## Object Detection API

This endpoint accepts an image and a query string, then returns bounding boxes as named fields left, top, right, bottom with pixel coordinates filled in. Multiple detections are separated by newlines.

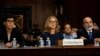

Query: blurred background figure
left=42, top=16, right=63, bottom=46
left=71, top=27, right=78, bottom=38
left=63, top=24, right=77, bottom=39
left=93, top=23, right=99, bottom=30
left=24, top=23, right=41, bottom=46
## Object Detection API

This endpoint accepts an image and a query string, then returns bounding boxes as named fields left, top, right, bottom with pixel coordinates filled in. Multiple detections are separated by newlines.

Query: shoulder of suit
left=93, top=29, right=100, bottom=32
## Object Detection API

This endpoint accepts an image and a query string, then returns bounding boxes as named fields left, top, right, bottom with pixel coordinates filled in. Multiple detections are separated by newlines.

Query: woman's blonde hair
left=44, top=16, right=60, bottom=33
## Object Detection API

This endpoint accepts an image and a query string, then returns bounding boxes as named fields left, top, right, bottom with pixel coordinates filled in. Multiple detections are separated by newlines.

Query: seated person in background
left=77, top=17, right=100, bottom=45
left=63, top=24, right=77, bottom=39
left=72, top=27, right=78, bottom=33
left=0, top=15, right=23, bottom=48
left=42, top=16, right=63, bottom=46
left=93, top=22, right=99, bottom=30
left=71, top=27, right=78, bottom=38
left=25, top=23, right=41, bottom=46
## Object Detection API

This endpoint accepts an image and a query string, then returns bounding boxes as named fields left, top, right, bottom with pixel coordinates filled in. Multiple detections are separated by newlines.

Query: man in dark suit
left=77, top=17, right=100, bottom=45
left=0, top=15, right=23, bottom=48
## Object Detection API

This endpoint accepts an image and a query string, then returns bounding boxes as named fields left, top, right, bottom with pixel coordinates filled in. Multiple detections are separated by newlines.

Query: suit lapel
left=83, top=28, right=89, bottom=39
left=92, top=29, right=95, bottom=39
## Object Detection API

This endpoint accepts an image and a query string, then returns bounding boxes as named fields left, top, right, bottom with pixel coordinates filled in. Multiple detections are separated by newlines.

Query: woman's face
left=5, top=18, right=15, bottom=29
left=48, top=18, right=57, bottom=29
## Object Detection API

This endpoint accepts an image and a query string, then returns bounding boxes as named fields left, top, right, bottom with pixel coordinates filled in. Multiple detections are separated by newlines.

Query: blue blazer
left=42, top=32, right=63, bottom=46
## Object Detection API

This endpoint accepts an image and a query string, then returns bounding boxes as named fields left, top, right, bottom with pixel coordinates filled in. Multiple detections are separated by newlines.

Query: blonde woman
left=42, top=16, right=63, bottom=46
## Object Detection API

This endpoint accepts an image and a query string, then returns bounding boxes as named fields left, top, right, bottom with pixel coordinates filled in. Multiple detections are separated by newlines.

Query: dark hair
left=3, top=15, right=15, bottom=22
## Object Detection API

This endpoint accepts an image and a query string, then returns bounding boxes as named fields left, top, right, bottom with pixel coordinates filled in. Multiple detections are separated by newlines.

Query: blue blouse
left=42, top=32, right=63, bottom=46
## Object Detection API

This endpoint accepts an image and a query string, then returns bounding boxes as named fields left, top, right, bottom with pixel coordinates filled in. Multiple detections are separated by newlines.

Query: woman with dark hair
left=0, top=15, right=23, bottom=48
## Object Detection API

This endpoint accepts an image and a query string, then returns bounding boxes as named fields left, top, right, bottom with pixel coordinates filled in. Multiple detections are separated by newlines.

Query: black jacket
left=77, top=28, right=100, bottom=44
left=0, top=27, right=23, bottom=46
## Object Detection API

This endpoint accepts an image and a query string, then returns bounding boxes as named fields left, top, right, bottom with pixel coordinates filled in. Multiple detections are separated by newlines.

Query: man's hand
left=94, top=38, right=100, bottom=42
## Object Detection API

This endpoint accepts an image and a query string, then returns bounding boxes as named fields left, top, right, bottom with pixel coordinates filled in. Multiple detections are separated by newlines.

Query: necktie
left=88, top=32, right=92, bottom=39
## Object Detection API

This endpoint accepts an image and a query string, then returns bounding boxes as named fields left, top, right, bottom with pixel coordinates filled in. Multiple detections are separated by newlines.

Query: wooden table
left=0, top=45, right=100, bottom=56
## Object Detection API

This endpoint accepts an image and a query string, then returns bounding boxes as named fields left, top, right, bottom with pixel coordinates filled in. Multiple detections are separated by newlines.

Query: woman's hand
left=5, top=42, right=12, bottom=48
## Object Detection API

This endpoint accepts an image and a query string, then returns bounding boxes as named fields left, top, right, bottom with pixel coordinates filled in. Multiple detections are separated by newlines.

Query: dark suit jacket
left=0, top=27, right=23, bottom=46
left=77, top=28, right=100, bottom=44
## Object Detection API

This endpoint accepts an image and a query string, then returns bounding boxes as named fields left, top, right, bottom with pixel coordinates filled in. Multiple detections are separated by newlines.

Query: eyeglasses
left=49, top=21, right=57, bottom=23
left=6, top=20, right=14, bottom=22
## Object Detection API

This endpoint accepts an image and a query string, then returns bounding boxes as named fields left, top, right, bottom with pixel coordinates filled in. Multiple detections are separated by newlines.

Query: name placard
left=62, top=39, right=84, bottom=46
